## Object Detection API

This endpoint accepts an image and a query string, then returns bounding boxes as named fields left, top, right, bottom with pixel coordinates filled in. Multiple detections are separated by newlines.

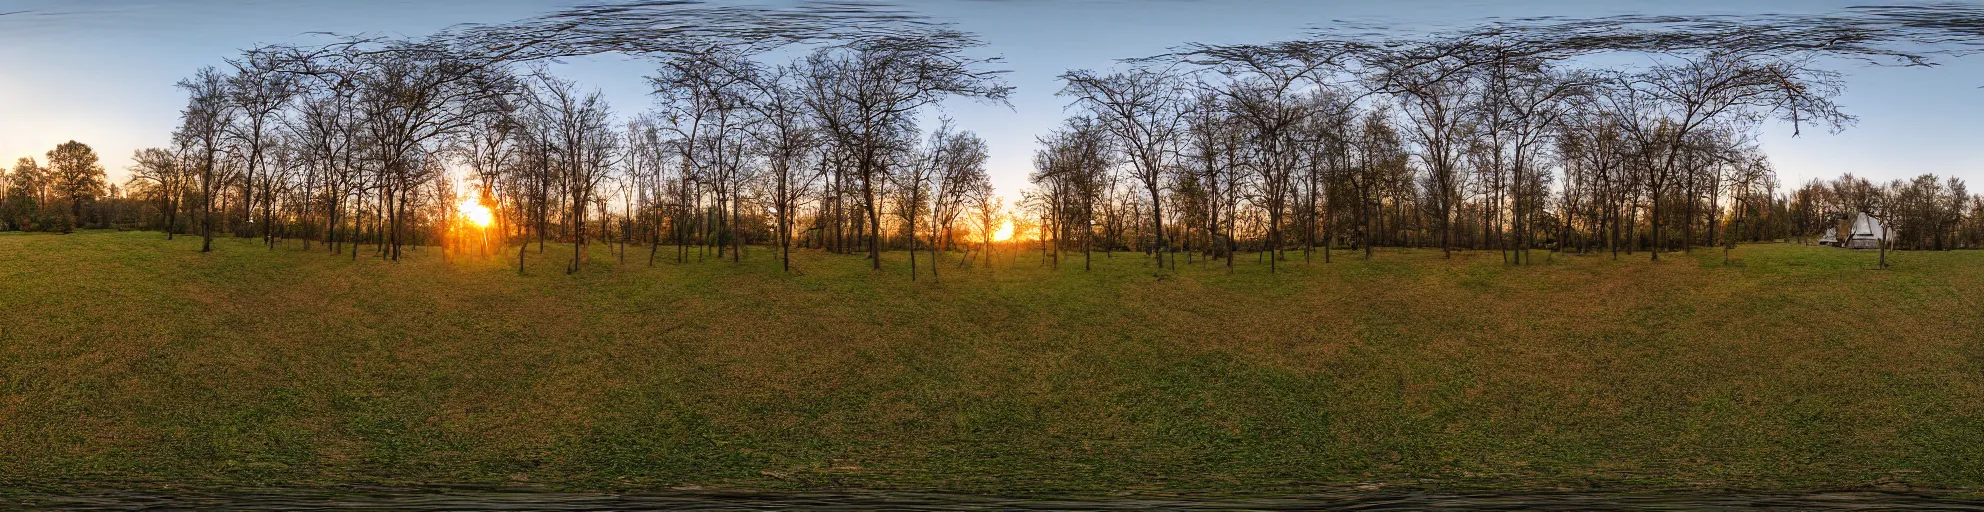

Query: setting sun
left=991, top=219, right=1014, bottom=242
left=459, top=196, right=493, bottom=229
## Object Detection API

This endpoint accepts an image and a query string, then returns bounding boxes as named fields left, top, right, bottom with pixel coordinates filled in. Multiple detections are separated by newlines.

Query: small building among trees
left=1846, top=212, right=1888, bottom=250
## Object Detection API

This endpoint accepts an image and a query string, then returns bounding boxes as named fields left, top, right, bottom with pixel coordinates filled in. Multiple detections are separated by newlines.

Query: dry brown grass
left=1, top=230, right=1981, bottom=495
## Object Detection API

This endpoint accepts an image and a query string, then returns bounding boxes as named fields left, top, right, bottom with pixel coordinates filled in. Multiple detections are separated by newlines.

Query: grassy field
left=3, top=230, right=1982, bottom=495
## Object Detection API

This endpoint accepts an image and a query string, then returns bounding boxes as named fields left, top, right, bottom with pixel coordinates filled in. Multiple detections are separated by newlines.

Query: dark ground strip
left=18, top=489, right=1984, bottom=511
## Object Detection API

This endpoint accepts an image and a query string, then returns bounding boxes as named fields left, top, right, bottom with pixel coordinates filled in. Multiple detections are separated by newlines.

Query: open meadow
left=3, top=230, right=1982, bottom=496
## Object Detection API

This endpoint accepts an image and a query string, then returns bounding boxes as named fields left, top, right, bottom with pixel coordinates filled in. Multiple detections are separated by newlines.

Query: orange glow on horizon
left=991, top=219, right=1015, bottom=242
left=459, top=195, right=494, bottom=229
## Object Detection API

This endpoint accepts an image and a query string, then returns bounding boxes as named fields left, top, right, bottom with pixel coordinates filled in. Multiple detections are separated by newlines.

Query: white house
left=1846, top=212, right=1888, bottom=250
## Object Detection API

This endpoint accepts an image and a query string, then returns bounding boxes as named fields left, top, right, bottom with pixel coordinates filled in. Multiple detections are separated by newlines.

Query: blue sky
left=2, top=0, right=1979, bottom=199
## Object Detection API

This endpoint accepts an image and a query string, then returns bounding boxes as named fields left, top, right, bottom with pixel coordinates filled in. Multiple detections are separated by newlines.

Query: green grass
left=3, top=230, right=1982, bottom=495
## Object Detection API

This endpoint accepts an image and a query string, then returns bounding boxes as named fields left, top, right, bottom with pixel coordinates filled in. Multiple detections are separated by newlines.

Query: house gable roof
left=1849, top=212, right=1886, bottom=240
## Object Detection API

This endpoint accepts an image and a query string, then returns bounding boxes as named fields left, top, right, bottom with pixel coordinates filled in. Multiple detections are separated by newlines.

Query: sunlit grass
left=2, top=230, right=1981, bottom=495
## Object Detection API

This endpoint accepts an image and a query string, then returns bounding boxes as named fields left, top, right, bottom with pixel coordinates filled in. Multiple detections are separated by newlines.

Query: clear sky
left=2, top=0, right=1980, bottom=200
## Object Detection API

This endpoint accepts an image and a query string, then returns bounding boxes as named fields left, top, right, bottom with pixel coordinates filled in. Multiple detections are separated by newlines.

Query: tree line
left=3, top=141, right=111, bottom=233
left=1018, top=16, right=1984, bottom=276
left=111, top=39, right=1011, bottom=278
left=10, top=2, right=1022, bottom=280
left=11, top=2, right=1984, bottom=276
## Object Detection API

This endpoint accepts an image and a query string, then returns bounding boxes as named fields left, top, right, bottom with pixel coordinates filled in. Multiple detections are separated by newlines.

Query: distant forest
left=7, top=2, right=1984, bottom=276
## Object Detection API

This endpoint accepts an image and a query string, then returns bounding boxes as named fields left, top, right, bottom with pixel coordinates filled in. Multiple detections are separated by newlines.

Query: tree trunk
left=201, top=152, right=216, bottom=253
left=1150, top=187, right=1165, bottom=275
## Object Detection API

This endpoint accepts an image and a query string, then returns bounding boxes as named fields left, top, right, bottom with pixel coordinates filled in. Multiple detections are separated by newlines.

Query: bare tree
left=1606, top=50, right=1848, bottom=260
left=1059, top=67, right=1185, bottom=275
left=127, top=147, right=189, bottom=238
left=1359, top=41, right=1482, bottom=259
left=522, top=72, right=618, bottom=274
left=737, top=65, right=819, bottom=272
left=1193, top=42, right=1351, bottom=270
left=893, top=127, right=939, bottom=280
left=1182, top=89, right=1242, bottom=268
left=652, top=50, right=756, bottom=263
left=799, top=36, right=1009, bottom=272
left=1477, top=58, right=1586, bottom=264
left=928, top=123, right=989, bottom=280
left=175, top=67, right=233, bottom=253
left=226, top=49, right=303, bottom=247
left=1032, top=117, right=1107, bottom=271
